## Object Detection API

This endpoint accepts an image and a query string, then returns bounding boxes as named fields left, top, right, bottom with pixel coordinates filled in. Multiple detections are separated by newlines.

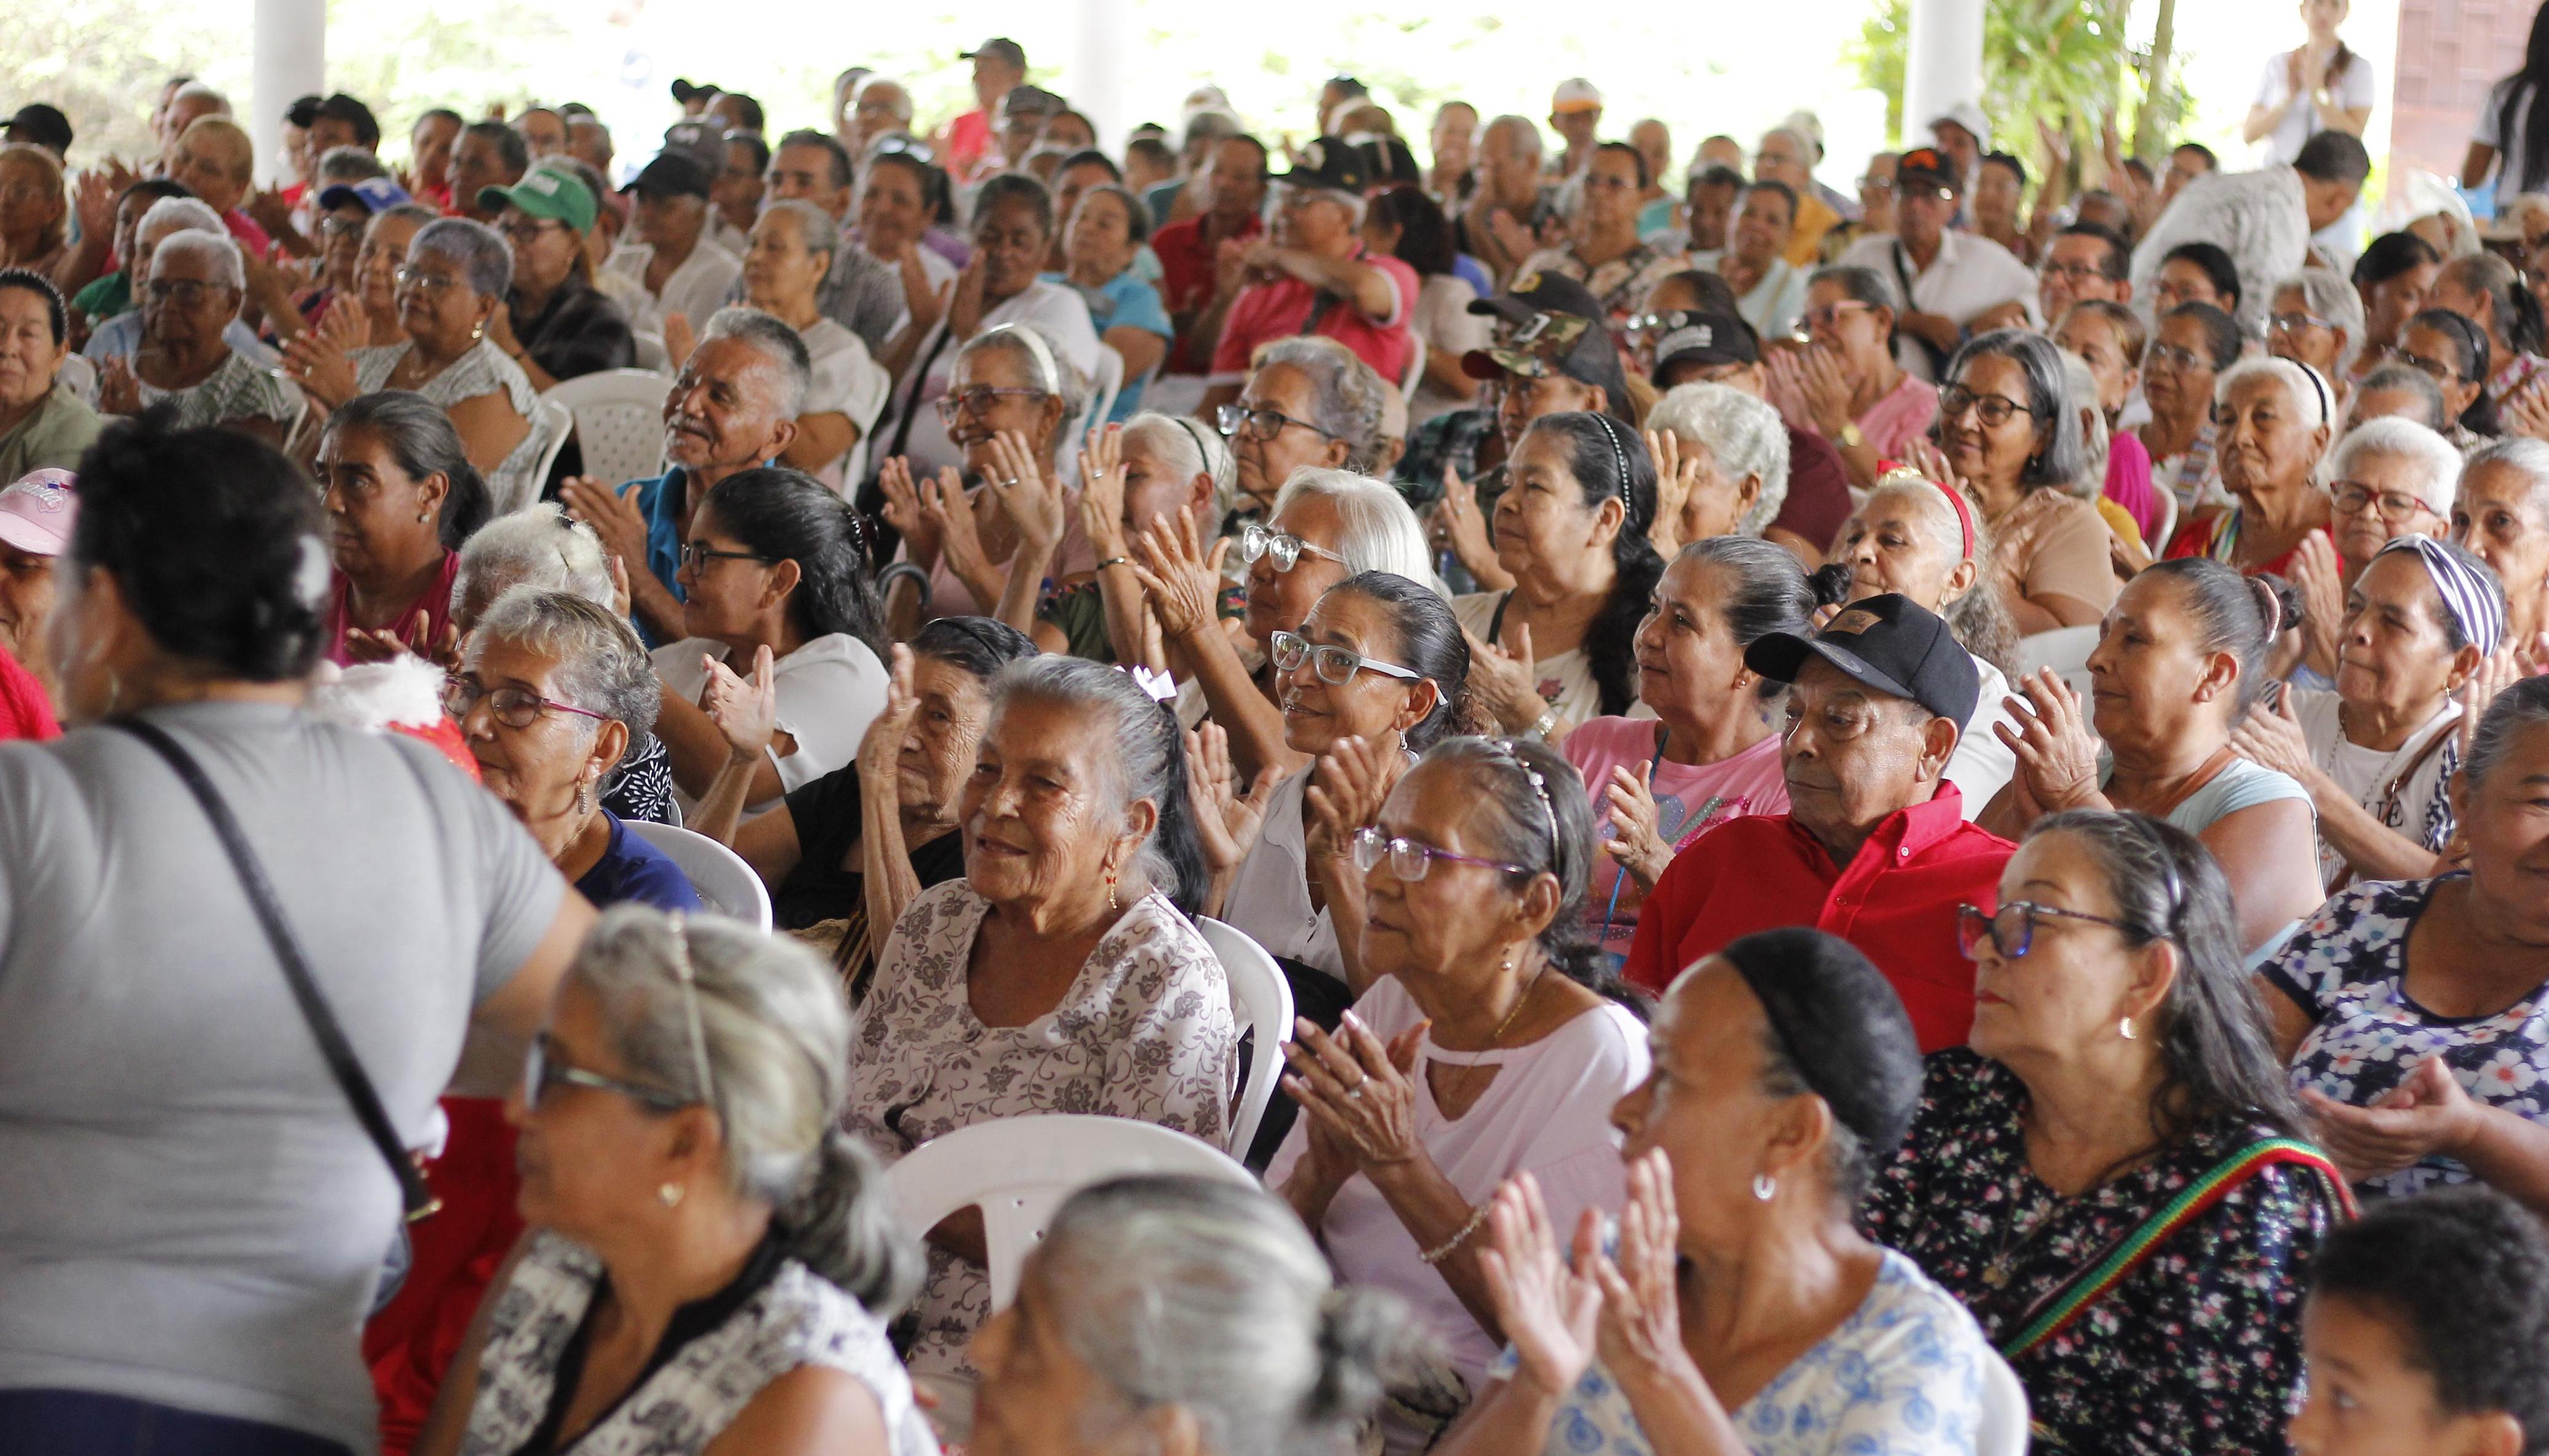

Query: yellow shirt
left=1784, top=191, right=1841, bottom=269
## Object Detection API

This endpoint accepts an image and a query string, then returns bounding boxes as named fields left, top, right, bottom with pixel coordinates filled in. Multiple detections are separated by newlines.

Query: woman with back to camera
left=0, top=408, right=590, bottom=1455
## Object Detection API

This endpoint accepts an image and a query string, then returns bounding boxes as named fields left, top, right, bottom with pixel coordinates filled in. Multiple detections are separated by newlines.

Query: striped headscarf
left=2374, top=535, right=2505, bottom=656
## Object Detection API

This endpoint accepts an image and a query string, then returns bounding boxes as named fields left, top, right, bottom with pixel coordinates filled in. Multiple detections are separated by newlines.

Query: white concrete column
left=1071, top=0, right=1132, bottom=153
left=1901, top=0, right=1985, bottom=149
left=251, top=0, right=326, bottom=185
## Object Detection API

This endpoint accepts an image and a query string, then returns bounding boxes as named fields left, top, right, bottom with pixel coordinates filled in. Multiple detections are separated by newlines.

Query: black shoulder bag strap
left=113, top=717, right=437, bottom=1222
left=1890, top=241, right=1953, bottom=380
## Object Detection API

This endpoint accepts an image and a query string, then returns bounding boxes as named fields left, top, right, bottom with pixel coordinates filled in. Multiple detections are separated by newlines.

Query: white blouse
left=651, top=633, right=888, bottom=816
left=1219, top=770, right=1344, bottom=982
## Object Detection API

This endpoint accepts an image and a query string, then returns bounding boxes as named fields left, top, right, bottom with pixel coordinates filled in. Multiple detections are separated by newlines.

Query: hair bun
left=1302, top=1287, right=1424, bottom=1428
left=1806, top=560, right=1855, bottom=610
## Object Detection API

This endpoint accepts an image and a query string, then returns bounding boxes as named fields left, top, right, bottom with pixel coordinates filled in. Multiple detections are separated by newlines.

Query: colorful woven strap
left=1999, top=1137, right=2355, bottom=1361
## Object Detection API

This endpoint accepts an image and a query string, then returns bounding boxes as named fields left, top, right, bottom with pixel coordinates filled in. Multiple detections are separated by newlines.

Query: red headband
left=1931, top=477, right=1975, bottom=560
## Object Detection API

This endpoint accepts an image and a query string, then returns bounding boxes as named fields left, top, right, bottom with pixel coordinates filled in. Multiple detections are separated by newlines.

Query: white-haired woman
left=2453, top=436, right=2549, bottom=654
left=2268, top=269, right=2367, bottom=420
left=2166, top=356, right=2338, bottom=579
left=1641, top=382, right=1791, bottom=559
left=1130, top=466, right=1437, bottom=781
left=1034, top=412, right=1231, bottom=662
left=970, top=1176, right=1415, bottom=1456
left=417, top=909, right=936, bottom=1456
left=746, top=199, right=888, bottom=488
left=2285, top=416, right=2463, bottom=683
left=285, top=218, right=542, bottom=508
left=2233, top=534, right=2502, bottom=891
left=94, top=230, right=298, bottom=441
left=849, top=656, right=1235, bottom=1408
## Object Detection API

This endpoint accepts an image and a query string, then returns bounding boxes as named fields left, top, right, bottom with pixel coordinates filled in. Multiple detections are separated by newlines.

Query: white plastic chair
left=497, top=399, right=575, bottom=517
left=886, top=1114, right=1258, bottom=1310
left=624, top=819, right=773, bottom=931
left=1397, top=336, right=1427, bottom=402
left=58, top=353, right=98, bottom=407
left=1195, top=917, right=1294, bottom=1157
left=2148, top=486, right=2179, bottom=558
left=1976, top=1350, right=2031, bottom=1456
left=631, top=330, right=671, bottom=373
left=542, top=369, right=669, bottom=490
left=2012, top=625, right=2101, bottom=702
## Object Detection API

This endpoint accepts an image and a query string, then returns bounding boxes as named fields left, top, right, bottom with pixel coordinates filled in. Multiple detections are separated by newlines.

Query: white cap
left=1552, top=78, right=1603, bottom=114
left=1929, top=101, right=1990, bottom=146
left=1181, top=84, right=1231, bottom=117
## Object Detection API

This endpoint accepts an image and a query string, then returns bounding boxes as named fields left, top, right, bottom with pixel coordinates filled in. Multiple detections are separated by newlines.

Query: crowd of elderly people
left=12, top=38, right=2549, bottom=1456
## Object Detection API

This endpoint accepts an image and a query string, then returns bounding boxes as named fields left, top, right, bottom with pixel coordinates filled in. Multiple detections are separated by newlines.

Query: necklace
left=1432, top=955, right=1548, bottom=1102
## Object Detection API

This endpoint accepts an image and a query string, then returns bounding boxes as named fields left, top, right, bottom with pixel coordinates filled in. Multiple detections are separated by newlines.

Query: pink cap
left=0, top=469, right=76, bottom=557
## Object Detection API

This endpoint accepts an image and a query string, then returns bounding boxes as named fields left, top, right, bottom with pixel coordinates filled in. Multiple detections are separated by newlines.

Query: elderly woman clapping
left=848, top=656, right=1235, bottom=1397
left=1984, top=559, right=2325, bottom=960
left=970, top=1176, right=1415, bottom=1456
left=449, top=587, right=700, bottom=912
left=2262, top=678, right=2549, bottom=1219
left=94, top=230, right=299, bottom=440
left=1865, top=811, right=2350, bottom=1453
left=2233, top=535, right=2501, bottom=892
left=1035, top=412, right=1231, bottom=662
left=287, top=218, right=545, bottom=511
left=2166, top=357, right=2338, bottom=577
left=745, top=200, right=887, bottom=484
left=416, top=909, right=938, bottom=1456
left=1439, top=929, right=1997, bottom=1456
left=1768, top=266, right=1937, bottom=492
left=2282, top=416, right=2463, bottom=683
left=1640, top=383, right=1789, bottom=559
left=1270, top=736, right=1649, bottom=1446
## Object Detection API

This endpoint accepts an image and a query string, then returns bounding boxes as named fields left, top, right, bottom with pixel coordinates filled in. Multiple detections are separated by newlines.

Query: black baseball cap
left=622, top=150, right=712, bottom=199
left=1650, top=309, right=1760, bottom=384
left=669, top=79, right=720, bottom=105
left=1279, top=135, right=1371, bottom=196
left=1469, top=268, right=1605, bottom=325
left=1896, top=146, right=1960, bottom=192
left=3, top=104, right=71, bottom=156
left=1355, top=135, right=1421, bottom=188
left=1744, top=592, right=1980, bottom=726
left=962, top=37, right=1027, bottom=69
left=287, top=92, right=380, bottom=148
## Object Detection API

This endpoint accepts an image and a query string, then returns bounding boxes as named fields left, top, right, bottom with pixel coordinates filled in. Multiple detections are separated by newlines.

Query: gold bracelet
left=1419, top=1201, right=1493, bottom=1265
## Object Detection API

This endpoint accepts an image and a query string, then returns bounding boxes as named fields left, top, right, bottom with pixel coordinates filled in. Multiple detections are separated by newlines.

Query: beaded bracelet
left=1419, top=1201, right=1493, bottom=1265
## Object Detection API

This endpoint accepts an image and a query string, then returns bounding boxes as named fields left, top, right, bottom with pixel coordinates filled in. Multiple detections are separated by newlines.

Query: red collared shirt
left=1209, top=245, right=1418, bottom=388
left=1622, top=784, right=2012, bottom=1052
left=1153, top=212, right=1264, bottom=373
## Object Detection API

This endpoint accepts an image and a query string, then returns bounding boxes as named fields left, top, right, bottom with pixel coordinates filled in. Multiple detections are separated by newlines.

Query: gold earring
left=471, top=322, right=485, bottom=341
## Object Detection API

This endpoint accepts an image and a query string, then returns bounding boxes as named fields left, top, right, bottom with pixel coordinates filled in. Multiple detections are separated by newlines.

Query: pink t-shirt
left=1564, top=715, right=1790, bottom=958
left=2103, top=429, right=2163, bottom=546
left=1208, top=246, right=1419, bottom=388
left=1858, top=371, right=1941, bottom=461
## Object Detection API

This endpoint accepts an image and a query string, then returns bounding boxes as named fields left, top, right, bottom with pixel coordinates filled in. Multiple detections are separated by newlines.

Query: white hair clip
left=1125, top=664, right=1178, bottom=703
left=293, top=535, right=333, bottom=611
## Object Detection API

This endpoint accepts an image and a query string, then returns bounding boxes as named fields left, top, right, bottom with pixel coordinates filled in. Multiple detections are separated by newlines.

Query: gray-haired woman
left=1766, top=266, right=1937, bottom=491
left=744, top=200, right=888, bottom=487
left=97, top=229, right=300, bottom=441
left=1641, top=381, right=1792, bottom=557
left=449, top=586, right=699, bottom=912
left=848, top=654, right=1235, bottom=1404
left=968, top=1176, right=1416, bottom=1456
left=1907, top=328, right=2110, bottom=633
left=286, top=217, right=544, bottom=511
left=416, top=909, right=936, bottom=1456
left=1035, top=410, right=1232, bottom=662
left=1221, top=335, right=1384, bottom=516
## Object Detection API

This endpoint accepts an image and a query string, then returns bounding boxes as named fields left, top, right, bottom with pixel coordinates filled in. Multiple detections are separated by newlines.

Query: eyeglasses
left=2388, top=347, right=2462, bottom=383
left=1801, top=302, right=1873, bottom=332
left=1216, top=402, right=1339, bottom=443
left=2332, top=482, right=2435, bottom=521
left=679, top=541, right=776, bottom=571
left=443, top=674, right=611, bottom=730
left=2268, top=311, right=2334, bottom=337
left=145, top=278, right=228, bottom=306
left=1956, top=901, right=2136, bottom=961
left=1270, top=630, right=1424, bottom=686
left=2144, top=343, right=2210, bottom=372
left=495, top=220, right=566, bottom=245
left=1239, top=521, right=1348, bottom=572
left=2040, top=259, right=2112, bottom=282
left=1350, top=825, right=1528, bottom=881
left=934, top=385, right=1047, bottom=423
left=522, top=1033, right=695, bottom=1112
left=1938, top=384, right=2038, bottom=428
left=392, top=266, right=463, bottom=295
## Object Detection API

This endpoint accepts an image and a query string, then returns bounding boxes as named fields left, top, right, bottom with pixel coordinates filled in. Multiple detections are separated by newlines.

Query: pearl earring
left=1752, top=1173, right=1776, bottom=1202
left=2120, top=1016, right=2139, bottom=1041
left=658, top=1182, right=683, bottom=1207
left=577, top=777, right=594, bottom=815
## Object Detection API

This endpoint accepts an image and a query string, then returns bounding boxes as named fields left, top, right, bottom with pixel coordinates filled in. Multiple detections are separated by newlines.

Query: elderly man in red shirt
left=1625, top=593, right=2014, bottom=1051
left=1155, top=132, right=1269, bottom=378
left=1199, top=135, right=1418, bottom=417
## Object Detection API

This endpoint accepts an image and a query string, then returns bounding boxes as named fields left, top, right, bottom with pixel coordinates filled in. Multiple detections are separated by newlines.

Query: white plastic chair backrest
left=542, top=369, right=671, bottom=491
left=887, top=1115, right=1258, bottom=1309
left=1975, top=1349, right=2030, bottom=1456
left=631, top=330, right=671, bottom=374
left=58, top=352, right=98, bottom=407
left=623, top=819, right=773, bottom=931
left=2149, top=487, right=2179, bottom=559
left=1056, top=344, right=1122, bottom=486
left=1398, top=335, right=1426, bottom=402
left=2012, top=625, right=2100, bottom=702
left=508, top=399, right=575, bottom=517
left=1195, top=917, right=1294, bottom=1156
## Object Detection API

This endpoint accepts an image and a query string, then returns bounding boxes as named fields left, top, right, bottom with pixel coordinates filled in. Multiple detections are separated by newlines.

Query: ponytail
left=775, top=1131, right=922, bottom=1316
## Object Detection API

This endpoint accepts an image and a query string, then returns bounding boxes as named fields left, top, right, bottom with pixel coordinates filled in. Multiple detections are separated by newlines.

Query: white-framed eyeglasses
left=1239, top=521, right=1348, bottom=572
left=1270, top=629, right=1424, bottom=686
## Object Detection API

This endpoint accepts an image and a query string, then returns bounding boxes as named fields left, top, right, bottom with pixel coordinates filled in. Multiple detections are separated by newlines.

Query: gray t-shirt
left=0, top=701, right=567, bottom=1452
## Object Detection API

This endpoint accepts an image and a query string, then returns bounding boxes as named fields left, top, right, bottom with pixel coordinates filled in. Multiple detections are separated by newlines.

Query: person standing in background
left=2465, top=4, right=2549, bottom=202
left=939, top=37, right=1026, bottom=185
left=2247, top=1, right=2375, bottom=167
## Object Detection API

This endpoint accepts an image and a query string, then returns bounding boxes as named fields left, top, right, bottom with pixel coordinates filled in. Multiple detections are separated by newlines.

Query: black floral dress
left=1858, top=1049, right=2344, bottom=1455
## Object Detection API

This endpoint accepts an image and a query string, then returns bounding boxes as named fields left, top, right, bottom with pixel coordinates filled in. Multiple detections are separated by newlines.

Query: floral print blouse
left=2263, top=875, right=2549, bottom=1199
left=845, top=878, right=1236, bottom=1379
left=1859, top=1049, right=2342, bottom=1455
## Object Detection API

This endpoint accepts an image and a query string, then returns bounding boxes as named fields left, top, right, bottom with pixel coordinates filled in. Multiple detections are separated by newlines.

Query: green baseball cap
left=477, top=165, right=597, bottom=233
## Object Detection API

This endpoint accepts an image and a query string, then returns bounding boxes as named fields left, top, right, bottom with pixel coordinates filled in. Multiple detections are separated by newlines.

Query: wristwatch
left=1838, top=421, right=1866, bottom=450
left=1527, top=707, right=1560, bottom=741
